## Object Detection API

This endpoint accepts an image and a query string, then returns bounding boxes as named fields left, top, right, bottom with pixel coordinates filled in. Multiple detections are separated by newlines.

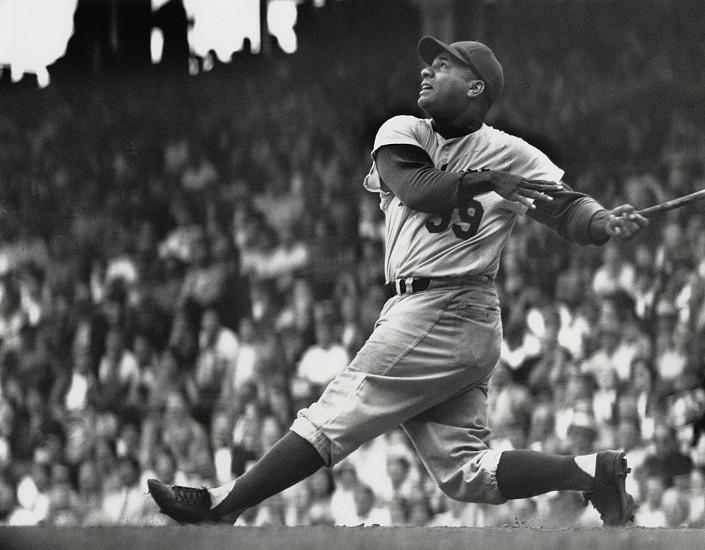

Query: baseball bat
left=637, top=188, right=705, bottom=217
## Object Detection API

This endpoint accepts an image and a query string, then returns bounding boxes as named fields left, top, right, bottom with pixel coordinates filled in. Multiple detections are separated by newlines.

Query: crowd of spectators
left=0, top=2, right=704, bottom=528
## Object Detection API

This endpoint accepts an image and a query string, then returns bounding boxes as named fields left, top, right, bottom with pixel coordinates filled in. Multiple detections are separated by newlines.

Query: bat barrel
left=637, top=188, right=705, bottom=217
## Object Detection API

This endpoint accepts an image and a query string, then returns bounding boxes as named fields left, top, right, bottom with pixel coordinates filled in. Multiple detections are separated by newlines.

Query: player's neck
left=432, top=117, right=482, bottom=139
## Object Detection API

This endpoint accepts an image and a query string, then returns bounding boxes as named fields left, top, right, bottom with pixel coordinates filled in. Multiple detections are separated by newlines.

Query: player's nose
left=421, top=66, right=433, bottom=78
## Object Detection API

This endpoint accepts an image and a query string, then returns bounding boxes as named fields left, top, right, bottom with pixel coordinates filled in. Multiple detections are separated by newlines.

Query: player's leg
left=148, top=430, right=324, bottom=523
left=496, top=448, right=634, bottom=525
left=403, top=379, right=634, bottom=525
left=149, top=286, right=469, bottom=523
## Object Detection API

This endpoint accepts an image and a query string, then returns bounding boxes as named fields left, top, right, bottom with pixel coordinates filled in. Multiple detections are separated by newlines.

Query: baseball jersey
left=364, top=115, right=565, bottom=280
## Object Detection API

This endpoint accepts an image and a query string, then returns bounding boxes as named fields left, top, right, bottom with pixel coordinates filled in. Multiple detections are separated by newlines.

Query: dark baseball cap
left=418, top=36, right=504, bottom=106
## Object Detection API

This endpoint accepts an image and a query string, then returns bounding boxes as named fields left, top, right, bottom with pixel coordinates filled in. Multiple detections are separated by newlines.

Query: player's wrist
left=588, top=210, right=612, bottom=244
left=456, top=171, right=494, bottom=205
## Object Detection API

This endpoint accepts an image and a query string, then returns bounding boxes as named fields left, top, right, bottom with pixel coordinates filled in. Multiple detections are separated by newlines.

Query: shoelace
left=172, top=485, right=211, bottom=507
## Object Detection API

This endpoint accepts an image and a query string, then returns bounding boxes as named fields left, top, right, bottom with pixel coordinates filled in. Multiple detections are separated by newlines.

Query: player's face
left=418, top=53, right=475, bottom=120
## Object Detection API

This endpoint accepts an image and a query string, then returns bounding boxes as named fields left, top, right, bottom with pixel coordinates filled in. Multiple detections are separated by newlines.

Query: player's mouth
left=419, top=82, right=433, bottom=95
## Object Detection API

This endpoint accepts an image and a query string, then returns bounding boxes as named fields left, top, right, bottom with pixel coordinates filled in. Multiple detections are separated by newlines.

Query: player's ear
left=467, top=80, right=485, bottom=100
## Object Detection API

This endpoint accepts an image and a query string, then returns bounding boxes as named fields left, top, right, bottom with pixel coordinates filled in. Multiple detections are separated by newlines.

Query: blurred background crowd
left=0, top=0, right=704, bottom=529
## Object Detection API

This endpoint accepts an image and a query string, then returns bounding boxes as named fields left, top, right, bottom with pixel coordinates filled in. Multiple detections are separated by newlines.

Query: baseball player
left=148, top=36, right=647, bottom=526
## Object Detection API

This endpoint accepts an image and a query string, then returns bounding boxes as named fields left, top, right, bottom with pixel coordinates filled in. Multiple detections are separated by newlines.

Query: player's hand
left=605, top=204, right=649, bottom=239
left=490, top=172, right=564, bottom=209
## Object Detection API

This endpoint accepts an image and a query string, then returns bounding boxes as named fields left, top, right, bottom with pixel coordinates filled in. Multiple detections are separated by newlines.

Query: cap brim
left=418, top=36, right=458, bottom=66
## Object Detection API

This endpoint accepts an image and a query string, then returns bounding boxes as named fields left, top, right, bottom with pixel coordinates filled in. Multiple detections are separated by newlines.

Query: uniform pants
left=291, top=277, right=507, bottom=504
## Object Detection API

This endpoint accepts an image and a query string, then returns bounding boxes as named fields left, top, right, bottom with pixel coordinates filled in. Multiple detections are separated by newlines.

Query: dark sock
left=211, top=431, right=325, bottom=517
left=496, top=450, right=595, bottom=500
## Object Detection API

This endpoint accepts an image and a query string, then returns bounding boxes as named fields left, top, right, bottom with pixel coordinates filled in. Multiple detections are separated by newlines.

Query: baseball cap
left=418, top=36, right=504, bottom=106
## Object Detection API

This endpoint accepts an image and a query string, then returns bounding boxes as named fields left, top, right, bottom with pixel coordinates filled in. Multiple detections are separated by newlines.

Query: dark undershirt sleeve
left=374, top=144, right=493, bottom=213
left=528, top=185, right=611, bottom=245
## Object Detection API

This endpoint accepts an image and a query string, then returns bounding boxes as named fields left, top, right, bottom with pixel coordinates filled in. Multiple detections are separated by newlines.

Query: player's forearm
left=529, top=187, right=611, bottom=245
left=374, top=144, right=491, bottom=212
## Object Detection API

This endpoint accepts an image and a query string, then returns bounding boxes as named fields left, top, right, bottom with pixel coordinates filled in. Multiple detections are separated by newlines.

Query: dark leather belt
left=384, top=277, right=431, bottom=298
left=384, top=275, right=494, bottom=299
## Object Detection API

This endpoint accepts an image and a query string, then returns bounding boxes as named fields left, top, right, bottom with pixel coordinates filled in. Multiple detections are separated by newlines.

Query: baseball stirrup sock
left=496, top=450, right=594, bottom=499
left=211, top=430, right=325, bottom=517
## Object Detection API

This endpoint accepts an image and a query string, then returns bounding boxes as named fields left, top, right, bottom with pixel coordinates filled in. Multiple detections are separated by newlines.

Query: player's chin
left=418, top=92, right=433, bottom=109
left=417, top=97, right=434, bottom=117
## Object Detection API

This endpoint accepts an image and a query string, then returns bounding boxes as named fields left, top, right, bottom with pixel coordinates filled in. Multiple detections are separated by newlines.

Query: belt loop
left=406, top=277, right=415, bottom=294
left=395, top=279, right=402, bottom=295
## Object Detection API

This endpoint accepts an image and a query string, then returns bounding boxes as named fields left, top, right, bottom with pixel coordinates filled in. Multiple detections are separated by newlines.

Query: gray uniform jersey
left=364, top=115, right=564, bottom=281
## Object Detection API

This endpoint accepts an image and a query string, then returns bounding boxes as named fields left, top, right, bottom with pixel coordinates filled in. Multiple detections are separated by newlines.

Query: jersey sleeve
left=502, top=134, right=564, bottom=183
left=372, top=115, right=432, bottom=155
left=364, top=115, right=431, bottom=196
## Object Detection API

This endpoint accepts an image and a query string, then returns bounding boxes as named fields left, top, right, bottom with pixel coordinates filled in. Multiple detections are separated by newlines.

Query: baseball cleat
left=147, top=479, right=217, bottom=524
left=582, top=450, right=635, bottom=527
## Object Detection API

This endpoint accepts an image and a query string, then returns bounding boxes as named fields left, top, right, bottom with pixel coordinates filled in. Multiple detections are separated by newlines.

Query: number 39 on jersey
left=425, top=199, right=484, bottom=240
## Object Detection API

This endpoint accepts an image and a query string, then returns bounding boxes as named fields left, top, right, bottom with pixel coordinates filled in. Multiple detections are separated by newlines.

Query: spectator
left=219, top=319, right=280, bottom=414
left=260, top=377, right=294, bottom=429
left=487, top=362, right=533, bottom=443
left=592, top=367, right=619, bottom=428
left=182, top=427, right=216, bottom=486
left=93, top=436, right=121, bottom=494
left=159, top=197, right=204, bottom=266
left=178, top=233, right=231, bottom=316
left=662, top=486, right=691, bottom=528
left=300, top=468, right=335, bottom=526
left=641, top=424, right=694, bottom=489
left=337, top=292, right=367, bottom=358
left=74, top=459, right=104, bottom=525
left=47, top=462, right=80, bottom=526
left=635, top=473, right=668, bottom=527
left=159, top=391, right=209, bottom=480
left=623, top=357, right=659, bottom=441
left=579, top=314, right=637, bottom=387
left=0, top=475, right=17, bottom=525
left=258, top=223, right=310, bottom=292
left=209, top=409, right=235, bottom=485
left=654, top=312, right=690, bottom=389
left=167, top=310, right=198, bottom=372
left=10, top=460, right=51, bottom=525
left=295, top=302, right=349, bottom=399
left=356, top=239, right=386, bottom=290
left=553, top=373, right=594, bottom=443
left=526, top=403, right=562, bottom=453
left=350, top=483, right=391, bottom=527
left=95, top=327, right=140, bottom=418
left=566, top=409, right=599, bottom=456
left=63, top=347, right=98, bottom=414
left=525, top=305, right=575, bottom=397
left=591, top=241, right=636, bottom=298
left=687, top=467, right=705, bottom=527
left=101, top=455, right=148, bottom=524
left=9, top=385, right=53, bottom=464
left=230, top=400, right=264, bottom=477
left=188, top=308, right=239, bottom=426
left=330, top=459, right=359, bottom=526
left=141, top=348, right=186, bottom=415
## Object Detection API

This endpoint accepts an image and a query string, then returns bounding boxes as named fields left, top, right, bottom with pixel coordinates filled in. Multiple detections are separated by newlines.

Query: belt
left=384, top=277, right=431, bottom=298
left=384, top=275, right=494, bottom=299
